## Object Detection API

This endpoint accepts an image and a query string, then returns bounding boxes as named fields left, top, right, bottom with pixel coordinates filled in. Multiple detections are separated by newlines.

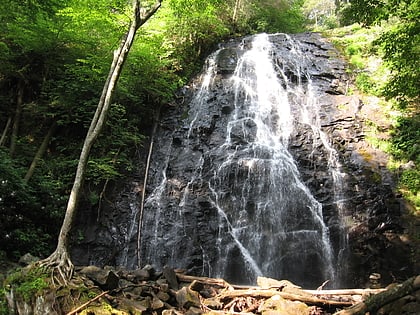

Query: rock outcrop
left=71, top=32, right=417, bottom=288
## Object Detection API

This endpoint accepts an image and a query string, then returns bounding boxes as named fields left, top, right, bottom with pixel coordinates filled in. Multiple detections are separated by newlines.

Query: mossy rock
left=79, top=304, right=130, bottom=315
left=259, top=295, right=310, bottom=315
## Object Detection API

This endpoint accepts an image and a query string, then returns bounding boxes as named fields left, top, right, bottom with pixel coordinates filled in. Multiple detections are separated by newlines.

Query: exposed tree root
left=37, top=248, right=74, bottom=286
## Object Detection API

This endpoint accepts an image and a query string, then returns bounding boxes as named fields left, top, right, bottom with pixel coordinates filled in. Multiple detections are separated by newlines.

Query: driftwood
left=176, top=273, right=234, bottom=290
left=217, top=288, right=353, bottom=307
left=306, top=288, right=385, bottom=295
left=66, top=290, right=109, bottom=315
left=334, top=275, right=420, bottom=315
left=58, top=268, right=419, bottom=315
left=176, top=272, right=420, bottom=314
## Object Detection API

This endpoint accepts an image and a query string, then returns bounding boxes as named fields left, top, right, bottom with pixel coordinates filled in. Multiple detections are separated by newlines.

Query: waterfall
left=138, top=33, right=348, bottom=288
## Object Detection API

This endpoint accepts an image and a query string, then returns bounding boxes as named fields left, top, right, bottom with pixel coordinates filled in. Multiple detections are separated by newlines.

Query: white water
left=139, top=33, right=348, bottom=287
left=206, top=34, right=335, bottom=284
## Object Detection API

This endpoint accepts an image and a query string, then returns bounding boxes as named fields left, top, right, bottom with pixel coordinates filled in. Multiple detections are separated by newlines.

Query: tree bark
left=0, top=117, right=12, bottom=147
left=66, top=290, right=109, bottom=315
left=38, top=0, right=162, bottom=285
left=137, top=105, right=161, bottom=267
left=9, top=80, right=24, bottom=157
left=217, top=289, right=353, bottom=307
left=176, top=273, right=234, bottom=290
left=23, top=121, right=57, bottom=184
left=232, top=0, right=242, bottom=23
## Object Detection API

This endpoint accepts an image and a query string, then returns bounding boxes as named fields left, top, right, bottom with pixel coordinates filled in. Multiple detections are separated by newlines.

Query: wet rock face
left=71, top=33, right=415, bottom=288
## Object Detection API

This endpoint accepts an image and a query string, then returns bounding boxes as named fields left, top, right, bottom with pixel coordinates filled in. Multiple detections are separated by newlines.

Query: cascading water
left=206, top=34, right=335, bottom=284
left=71, top=32, right=416, bottom=289
left=137, top=33, right=349, bottom=288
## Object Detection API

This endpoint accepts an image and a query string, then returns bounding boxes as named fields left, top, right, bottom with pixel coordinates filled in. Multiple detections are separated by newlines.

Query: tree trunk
left=137, top=105, right=161, bottom=267
left=38, top=0, right=162, bottom=285
left=9, top=81, right=24, bottom=157
left=334, top=0, right=341, bottom=15
left=232, top=0, right=242, bottom=23
left=23, top=121, right=57, bottom=184
left=0, top=117, right=12, bottom=147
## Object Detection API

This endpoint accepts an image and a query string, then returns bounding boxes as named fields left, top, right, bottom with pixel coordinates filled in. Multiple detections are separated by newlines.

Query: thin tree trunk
left=0, top=117, right=12, bottom=147
left=23, top=121, right=57, bottom=184
left=232, top=0, right=241, bottom=24
left=10, top=81, right=24, bottom=157
left=335, top=0, right=341, bottom=15
left=137, top=105, right=161, bottom=267
left=39, top=0, right=162, bottom=285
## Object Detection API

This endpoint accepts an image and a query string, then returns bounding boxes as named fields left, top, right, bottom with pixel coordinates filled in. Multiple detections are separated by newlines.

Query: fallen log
left=216, top=288, right=353, bottom=307
left=334, top=275, right=420, bottom=315
left=176, top=273, right=234, bottom=290
left=305, top=288, right=386, bottom=295
left=66, top=290, right=109, bottom=315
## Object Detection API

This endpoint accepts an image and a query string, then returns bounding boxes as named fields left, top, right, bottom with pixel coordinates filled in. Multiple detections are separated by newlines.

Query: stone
left=162, top=309, right=178, bottom=315
left=142, top=264, right=156, bottom=274
left=163, top=266, right=179, bottom=290
left=132, top=268, right=150, bottom=281
left=157, top=290, right=171, bottom=302
left=79, top=266, right=119, bottom=290
left=118, top=297, right=148, bottom=314
left=157, top=280, right=170, bottom=292
left=103, top=270, right=120, bottom=290
left=216, top=47, right=238, bottom=74
left=258, top=295, right=310, bottom=315
left=185, top=306, right=203, bottom=315
left=119, top=279, right=133, bottom=290
left=151, top=296, right=165, bottom=310
left=70, top=32, right=416, bottom=289
left=176, top=287, right=201, bottom=309
left=402, top=301, right=420, bottom=313
left=18, top=253, right=39, bottom=266
left=189, top=280, right=204, bottom=292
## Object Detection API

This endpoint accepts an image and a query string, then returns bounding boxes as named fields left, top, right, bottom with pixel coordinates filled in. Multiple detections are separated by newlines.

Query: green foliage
left=339, top=0, right=419, bottom=110
left=340, top=0, right=389, bottom=26
left=390, top=116, right=420, bottom=164
left=0, top=283, right=10, bottom=315
left=355, top=72, right=375, bottom=93
left=400, top=170, right=420, bottom=194
left=0, top=136, right=67, bottom=259
left=376, top=21, right=420, bottom=108
left=0, top=0, right=155, bottom=262
left=249, top=0, right=306, bottom=33
left=328, top=26, right=384, bottom=95
left=5, top=267, right=49, bottom=302
left=0, top=0, right=306, bottom=262
left=160, top=0, right=230, bottom=77
left=327, top=21, right=419, bottom=210
left=302, top=0, right=339, bottom=30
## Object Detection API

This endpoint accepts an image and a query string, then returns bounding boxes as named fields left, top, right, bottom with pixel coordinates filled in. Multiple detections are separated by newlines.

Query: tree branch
left=66, top=290, right=109, bottom=315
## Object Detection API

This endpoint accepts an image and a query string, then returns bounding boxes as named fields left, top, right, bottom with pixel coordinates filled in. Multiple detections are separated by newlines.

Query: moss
left=0, top=288, right=8, bottom=315
left=78, top=303, right=130, bottom=315
left=399, top=169, right=420, bottom=211
left=4, top=266, right=50, bottom=302
left=357, top=148, right=374, bottom=163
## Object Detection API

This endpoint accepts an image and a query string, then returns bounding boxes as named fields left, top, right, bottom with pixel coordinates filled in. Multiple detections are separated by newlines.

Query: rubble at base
left=7, top=265, right=419, bottom=315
